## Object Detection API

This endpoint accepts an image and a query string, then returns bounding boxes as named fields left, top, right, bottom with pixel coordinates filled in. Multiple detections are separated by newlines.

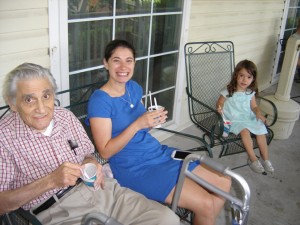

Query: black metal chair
left=183, top=41, right=277, bottom=159
left=0, top=208, right=42, bottom=225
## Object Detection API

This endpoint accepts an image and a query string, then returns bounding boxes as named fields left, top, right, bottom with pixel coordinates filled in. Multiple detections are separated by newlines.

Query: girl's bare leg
left=256, top=134, right=269, bottom=160
left=165, top=165, right=231, bottom=225
left=240, top=129, right=257, bottom=161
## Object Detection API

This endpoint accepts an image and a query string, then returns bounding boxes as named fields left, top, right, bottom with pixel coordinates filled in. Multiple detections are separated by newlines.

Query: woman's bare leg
left=165, top=165, right=231, bottom=225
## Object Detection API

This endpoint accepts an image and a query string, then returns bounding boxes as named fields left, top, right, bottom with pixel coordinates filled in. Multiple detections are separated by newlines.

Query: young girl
left=87, top=39, right=231, bottom=225
left=216, top=60, right=274, bottom=174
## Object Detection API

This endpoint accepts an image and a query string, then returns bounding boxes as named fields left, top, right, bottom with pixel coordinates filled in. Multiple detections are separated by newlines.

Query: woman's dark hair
left=227, top=59, right=258, bottom=97
left=104, top=39, right=136, bottom=61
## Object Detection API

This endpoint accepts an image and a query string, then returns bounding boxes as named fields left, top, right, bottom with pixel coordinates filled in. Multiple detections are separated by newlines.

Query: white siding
left=0, top=0, right=49, bottom=105
left=187, top=0, right=285, bottom=91
left=168, top=0, right=285, bottom=134
left=0, top=0, right=286, bottom=137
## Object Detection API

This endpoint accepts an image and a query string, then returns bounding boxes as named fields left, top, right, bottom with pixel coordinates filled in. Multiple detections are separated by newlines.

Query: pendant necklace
left=108, top=82, right=134, bottom=108
left=120, top=88, right=134, bottom=108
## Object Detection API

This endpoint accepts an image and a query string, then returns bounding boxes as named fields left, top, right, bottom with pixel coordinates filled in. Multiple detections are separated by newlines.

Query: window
left=63, top=0, right=184, bottom=121
left=275, top=0, right=300, bottom=76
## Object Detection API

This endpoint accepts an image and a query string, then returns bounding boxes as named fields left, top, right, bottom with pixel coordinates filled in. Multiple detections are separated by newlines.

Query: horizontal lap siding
left=187, top=0, right=285, bottom=90
left=0, top=0, right=49, bottom=105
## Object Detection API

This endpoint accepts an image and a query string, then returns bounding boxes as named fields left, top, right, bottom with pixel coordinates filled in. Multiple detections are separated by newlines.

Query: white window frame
left=271, top=0, right=290, bottom=84
left=48, top=0, right=191, bottom=128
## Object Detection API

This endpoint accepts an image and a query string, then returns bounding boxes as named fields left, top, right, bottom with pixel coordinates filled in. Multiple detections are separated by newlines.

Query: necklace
left=120, top=88, right=134, bottom=108
left=107, top=82, right=134, bottom=108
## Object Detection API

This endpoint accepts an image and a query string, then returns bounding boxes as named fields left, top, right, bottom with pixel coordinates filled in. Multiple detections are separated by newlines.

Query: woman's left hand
left=148, top=107, right=168, bottom=128
left=135, top=107, right=168, bottom=129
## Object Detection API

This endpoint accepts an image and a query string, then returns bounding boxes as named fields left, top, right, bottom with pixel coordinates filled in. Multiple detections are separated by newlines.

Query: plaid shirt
left=0, top=107, right=94, bottom=210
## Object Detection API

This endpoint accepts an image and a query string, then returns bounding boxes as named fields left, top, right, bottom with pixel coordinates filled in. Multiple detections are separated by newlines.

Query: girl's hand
left=217, top=105, right=223, bottom=114
left=256, top=113, right=267, bottom=124
left=216, top=96, right=225, bottom=114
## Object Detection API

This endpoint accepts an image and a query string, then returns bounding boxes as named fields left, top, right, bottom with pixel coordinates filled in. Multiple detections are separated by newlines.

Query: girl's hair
left=104, top=39, right=136, bottom=62
left=227, top=59, right=258, bottom=97
left=2, top=63, right=57, bottom=105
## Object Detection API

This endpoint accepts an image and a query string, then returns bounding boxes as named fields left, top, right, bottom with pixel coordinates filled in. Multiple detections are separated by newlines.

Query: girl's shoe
left=262, top=160, right=274, bottom=173
left=248, top=159, right=265, bottom=173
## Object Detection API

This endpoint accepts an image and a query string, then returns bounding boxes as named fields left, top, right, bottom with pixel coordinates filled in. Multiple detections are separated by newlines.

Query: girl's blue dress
left=86, top=80, right=199, bottom=202
left=220, top=88, right=268, bottom=135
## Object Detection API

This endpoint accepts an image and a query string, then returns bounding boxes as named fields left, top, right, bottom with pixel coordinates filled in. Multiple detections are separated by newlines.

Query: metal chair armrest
left=257, top=96, right=278, bottom=127
left=186, top=88, right=224, bottom=138
left=157, top=127, right=213, bottom=158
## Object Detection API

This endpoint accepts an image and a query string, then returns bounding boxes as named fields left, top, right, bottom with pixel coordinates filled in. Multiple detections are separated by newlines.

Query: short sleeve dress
left=86, top=80, right=199, bottom=202
left=220, top=88, right=267, bottom=135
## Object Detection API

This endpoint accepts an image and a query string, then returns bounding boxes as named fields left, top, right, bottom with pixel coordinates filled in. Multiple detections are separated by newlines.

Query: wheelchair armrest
left=257, top=96, right=278, bottom=127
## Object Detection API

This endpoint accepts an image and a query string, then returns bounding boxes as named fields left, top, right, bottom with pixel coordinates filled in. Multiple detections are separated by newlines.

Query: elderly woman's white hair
left=2, top=63, right=57, bottom=105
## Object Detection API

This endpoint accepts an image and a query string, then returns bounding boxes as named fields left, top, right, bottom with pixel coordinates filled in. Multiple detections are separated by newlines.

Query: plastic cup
left=81, top=163, right=97, bottom=187
left=222, top=121, right=232, bottom=137
left=148, top=105, right=163, bottom=128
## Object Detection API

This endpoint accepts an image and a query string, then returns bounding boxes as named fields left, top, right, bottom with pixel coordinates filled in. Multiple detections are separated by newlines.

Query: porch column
left=260, top=33, right=300, bottom=139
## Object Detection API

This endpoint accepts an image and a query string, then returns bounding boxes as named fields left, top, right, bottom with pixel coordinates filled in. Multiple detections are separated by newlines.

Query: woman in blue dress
left=86, top=39, right=231, bottom=225
left=217, top=59, right=275, bottom=174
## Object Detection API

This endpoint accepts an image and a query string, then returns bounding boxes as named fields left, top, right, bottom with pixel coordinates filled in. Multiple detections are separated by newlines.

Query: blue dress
left=220, top=88, right=268, bottom=135
left=86, top=80, right=199, bottom=202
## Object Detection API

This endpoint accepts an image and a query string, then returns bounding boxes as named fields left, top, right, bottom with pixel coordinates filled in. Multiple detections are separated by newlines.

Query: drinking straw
left=149, top=91, right=153, bottom=108
left=154, top=97, right=158, bottom=110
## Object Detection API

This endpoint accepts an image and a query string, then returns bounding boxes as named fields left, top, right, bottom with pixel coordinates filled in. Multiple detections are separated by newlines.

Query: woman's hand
left=135, top=107, right=168, bottom=129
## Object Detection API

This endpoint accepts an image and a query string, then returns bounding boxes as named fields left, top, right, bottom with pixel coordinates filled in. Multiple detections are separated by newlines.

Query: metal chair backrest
left=184, top=41, right=277, bottom=159
left=185, top=41, right=234, bottom=112
left=185, top=41, right=234, bottom=137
